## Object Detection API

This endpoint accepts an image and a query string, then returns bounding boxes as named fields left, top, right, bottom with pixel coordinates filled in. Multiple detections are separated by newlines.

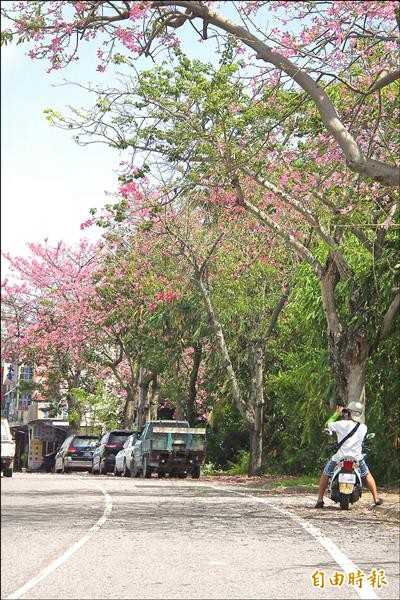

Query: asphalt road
left=1, top=473, right=399, bottom=599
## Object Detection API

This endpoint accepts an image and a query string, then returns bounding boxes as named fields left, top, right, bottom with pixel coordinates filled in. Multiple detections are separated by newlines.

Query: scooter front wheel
left=340, top=494, right=350, bottom=510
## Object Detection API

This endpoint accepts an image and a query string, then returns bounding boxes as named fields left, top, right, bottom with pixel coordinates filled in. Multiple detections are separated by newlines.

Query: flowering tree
left=1, top=241, right=104, bottom=431
left=1, top=1, right=398, bottom=185
left=40, top=45, right=399, bottom=418
left=94, top=179, right=294, bottom=474
left=1, top=1, right=398, bottom=422
left=1, top=281, right=34, bottom=365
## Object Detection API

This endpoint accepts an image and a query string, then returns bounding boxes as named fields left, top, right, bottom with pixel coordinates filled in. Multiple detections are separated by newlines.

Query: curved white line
left=6, top=479, right=112, bottom=600
left=205, top=484, right=379, bottom=600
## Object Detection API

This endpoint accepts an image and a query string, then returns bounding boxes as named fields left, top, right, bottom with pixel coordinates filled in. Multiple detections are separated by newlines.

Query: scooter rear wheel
left=340, top=494, right=350, bottom=510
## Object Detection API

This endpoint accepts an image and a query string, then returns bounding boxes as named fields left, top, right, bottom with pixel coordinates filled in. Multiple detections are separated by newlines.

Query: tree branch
left=376, top=291, right=400, bottom=344
left=153, top=1, right=399, bottom=186
left=368, top=68, right=400, bottom=93
left=230, top=174, right=324, bottom=278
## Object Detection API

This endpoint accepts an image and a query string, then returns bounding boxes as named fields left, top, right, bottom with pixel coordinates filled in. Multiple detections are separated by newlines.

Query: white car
left=1, top=418, right=15, bottom=477
left=114, top=432, right=139, bottom=477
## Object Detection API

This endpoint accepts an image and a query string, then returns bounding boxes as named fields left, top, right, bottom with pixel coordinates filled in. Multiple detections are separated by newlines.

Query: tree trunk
left=321, top=253, right=369, bottom=420
left=66, top=371, right=83, bottom=435
left=123, top=384, right=137, bottom=428
left=248, top=342, right=264, bottom=476
left=196, top=276, right=248, bottom=421
left=67, top=418, right=81, bottom=435
left=249, top=414, right=263, bottom=476
left=136, top=366, right=152, bottom=429
left=328, top=327, right=369, bottom=420
left=187, top=342, right=202, bottom=425
left=175, top=401, right=185, bottom=420
left=66, top=394, right=81, bottom=435
left=149, top=373, right=159, bottom=420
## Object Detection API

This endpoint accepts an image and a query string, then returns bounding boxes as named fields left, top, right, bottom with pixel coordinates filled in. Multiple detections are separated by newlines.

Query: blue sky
left=1, top=38, right=122, bottom=265
left=1, top=29, right=218, bottom=267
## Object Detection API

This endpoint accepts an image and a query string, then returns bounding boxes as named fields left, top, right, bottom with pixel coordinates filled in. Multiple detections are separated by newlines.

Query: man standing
left=314, top=402, right=383, bottom=508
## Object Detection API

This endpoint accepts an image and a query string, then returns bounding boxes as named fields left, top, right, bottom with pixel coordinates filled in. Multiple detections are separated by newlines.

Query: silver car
left=54, top=435, right=99, bottom=473
left=114, top=433, right=139, bottom=477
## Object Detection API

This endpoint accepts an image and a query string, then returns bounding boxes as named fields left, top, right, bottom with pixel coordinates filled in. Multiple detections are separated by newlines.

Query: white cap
left=346, top=401, right=363, bottom=422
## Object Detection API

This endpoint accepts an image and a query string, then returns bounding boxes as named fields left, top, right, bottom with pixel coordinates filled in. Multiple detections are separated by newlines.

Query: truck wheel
left=191, top=465, right=201, bottom=479
left=4, top=467, right=13, bottom=477
left=340, top=494, right=350, bottom=510
left=142, top=457, right=152, bottom=478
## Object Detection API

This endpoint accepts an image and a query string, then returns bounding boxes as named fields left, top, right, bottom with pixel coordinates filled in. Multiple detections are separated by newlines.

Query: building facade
left=1, top=362, right=68, bottom=470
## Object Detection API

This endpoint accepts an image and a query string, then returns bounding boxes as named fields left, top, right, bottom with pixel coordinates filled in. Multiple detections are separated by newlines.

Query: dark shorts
left=324, top=458, right=369, bottom=478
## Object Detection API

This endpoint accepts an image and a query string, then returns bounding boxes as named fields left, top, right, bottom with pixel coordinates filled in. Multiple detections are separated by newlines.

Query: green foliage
left=201, top=462, right=221, bottom=476
left=18, top=379, right=40, bottom=396
left=225, top=450, right=250, bottom=475
left=259, top=262, right=338, bottom=475
left=262, top=377, right=330, bottom=476
left=71, top=382, right=123, bottom=434
left=364, top=335, right=400, bottom=484
left=1, top=29, right=13, bottom=45
left=206, top=401, right=249, bottom=468
left=259, top=255, right=399, bottom=482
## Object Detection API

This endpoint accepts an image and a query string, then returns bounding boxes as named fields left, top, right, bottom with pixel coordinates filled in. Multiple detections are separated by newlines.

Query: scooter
left=328, top=456, right=363, bottom=510
left=326, top=432, right=375, bottom=510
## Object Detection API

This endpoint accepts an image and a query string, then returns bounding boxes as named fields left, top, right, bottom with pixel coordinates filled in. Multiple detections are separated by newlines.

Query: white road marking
left=6, top=478, right=112, bottom=600
left=205, top=483, right=379, bottom=600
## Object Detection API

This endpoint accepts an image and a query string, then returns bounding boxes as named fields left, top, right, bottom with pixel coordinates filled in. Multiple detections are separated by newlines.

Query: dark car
left=39, top=451, right=57, bottom=473
left=92, top=430, right=133, bottom=475
left=54, top=435, right=99, bottom=473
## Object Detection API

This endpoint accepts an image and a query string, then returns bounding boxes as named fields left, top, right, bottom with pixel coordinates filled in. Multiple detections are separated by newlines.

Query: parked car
left=1, top=418, right=15, bottom=477
left=114, top=432, right=140, bottom=477
left=39, top=451, right=57, bottom=473
left=54, top=435, right=99, bottom=473
left=92, top=430, right=133, bottom=475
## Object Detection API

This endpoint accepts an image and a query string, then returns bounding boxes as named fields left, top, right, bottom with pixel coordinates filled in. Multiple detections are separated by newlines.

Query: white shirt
left=327, top=420, right=367, bottom=461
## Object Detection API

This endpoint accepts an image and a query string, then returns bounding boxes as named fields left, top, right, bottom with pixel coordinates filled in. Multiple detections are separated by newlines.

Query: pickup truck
left=1, top=418, right=16, bottom=477
left=132, top=420, right=206, bottom=479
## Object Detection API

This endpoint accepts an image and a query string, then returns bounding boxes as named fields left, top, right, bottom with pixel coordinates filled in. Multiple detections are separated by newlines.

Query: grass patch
left=273, top=474, right=319, bottom=489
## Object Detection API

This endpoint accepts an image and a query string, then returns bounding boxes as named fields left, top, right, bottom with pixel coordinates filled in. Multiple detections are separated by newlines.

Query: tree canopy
left=1, top=1, right=398, bottom=478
